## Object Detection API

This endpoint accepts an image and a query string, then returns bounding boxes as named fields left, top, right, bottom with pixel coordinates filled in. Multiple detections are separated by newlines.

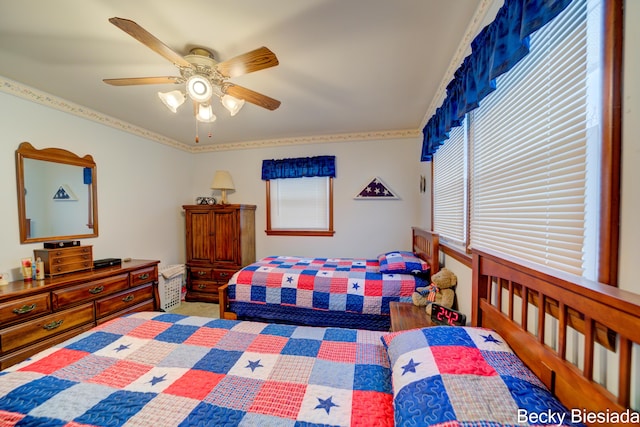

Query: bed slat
left=473, top=247, right=640, bottom=422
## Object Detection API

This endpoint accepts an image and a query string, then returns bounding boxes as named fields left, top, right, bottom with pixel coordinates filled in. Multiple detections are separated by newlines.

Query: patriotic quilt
left=0, top=312, right=394, bottom=427
left=228, top=256, right=428, bottom=330
left=382, top=326, right=585, bottom=427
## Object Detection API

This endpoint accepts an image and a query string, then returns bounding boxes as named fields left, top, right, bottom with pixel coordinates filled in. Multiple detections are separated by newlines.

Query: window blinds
left=433, top=120, right=467, bottom=248
left=470, top=0, right=595, bottom=276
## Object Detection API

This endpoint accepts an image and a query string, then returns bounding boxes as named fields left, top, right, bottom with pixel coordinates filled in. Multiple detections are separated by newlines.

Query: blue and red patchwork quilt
left=228, top=256, right=428, bottom=330
left=0, top=312, right=394, bottom=427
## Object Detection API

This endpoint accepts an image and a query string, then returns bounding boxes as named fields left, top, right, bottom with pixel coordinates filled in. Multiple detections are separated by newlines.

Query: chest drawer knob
left=88, top=285, right=105, bottom=294
left=122, top=294, right=135, bottom=303
left=137, top=273, right=150, bottom=280
left=198, top=271, right=206, bottom=276
left=13, top=303, right=37, bottom=315
left=43, top=319, right=64, bottom=331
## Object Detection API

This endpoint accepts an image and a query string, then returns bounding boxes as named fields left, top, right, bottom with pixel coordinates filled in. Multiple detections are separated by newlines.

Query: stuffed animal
left=412, top=267, right=457, bottom=315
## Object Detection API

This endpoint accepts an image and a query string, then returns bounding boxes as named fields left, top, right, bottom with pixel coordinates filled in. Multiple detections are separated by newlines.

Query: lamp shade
left=158, top=90, right=186, bottom=113
left=210, top=170, right=235, bottom=204
left=221, top=94, right=245, bottom=116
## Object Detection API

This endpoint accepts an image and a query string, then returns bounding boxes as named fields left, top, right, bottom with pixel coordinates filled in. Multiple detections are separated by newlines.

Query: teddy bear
left=412, top=267, right=457, bottom=315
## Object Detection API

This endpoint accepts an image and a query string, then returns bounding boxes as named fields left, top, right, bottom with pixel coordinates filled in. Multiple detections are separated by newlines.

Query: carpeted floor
left=168, top=302, right=219, bottom=318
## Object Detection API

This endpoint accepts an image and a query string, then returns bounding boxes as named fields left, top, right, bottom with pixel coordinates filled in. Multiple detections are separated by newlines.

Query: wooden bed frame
left=219, top=227, right=440, bottom=320
left=473, top=247, right=639, bottom=423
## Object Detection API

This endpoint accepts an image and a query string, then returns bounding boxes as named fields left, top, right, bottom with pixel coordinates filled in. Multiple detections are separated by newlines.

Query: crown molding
left=2, top=76, right=420, bottom=153
left=189, top=129, right=421, bottom=153
left=1, top=76, right=192, bottom=152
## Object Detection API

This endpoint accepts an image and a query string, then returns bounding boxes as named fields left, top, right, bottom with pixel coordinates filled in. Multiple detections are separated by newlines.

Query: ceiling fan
left=103, top=17, right=280, bottom=132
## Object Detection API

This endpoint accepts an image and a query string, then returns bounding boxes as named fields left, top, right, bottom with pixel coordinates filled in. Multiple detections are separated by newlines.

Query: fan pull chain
left=195, top=119, right=199, bottom=143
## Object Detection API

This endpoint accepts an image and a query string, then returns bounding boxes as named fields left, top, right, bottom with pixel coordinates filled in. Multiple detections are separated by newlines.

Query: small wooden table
left=389, top=301, right=434, bottom=332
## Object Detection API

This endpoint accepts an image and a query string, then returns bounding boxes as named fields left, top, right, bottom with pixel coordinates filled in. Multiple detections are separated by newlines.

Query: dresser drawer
left=189, top=280, right=219, bottom=294
left=190, top=267, right=213, bottom=280
left=0, top=293, right=52, bottom=326
left=130, top=266, right=158, bottom=287
left=213, top=269, right=236, bottom=283
left=95, top=283, right=154, bottom=319
left=0, top=303, right=94, bottom=355
left=52, top=273, right=129, bottom=310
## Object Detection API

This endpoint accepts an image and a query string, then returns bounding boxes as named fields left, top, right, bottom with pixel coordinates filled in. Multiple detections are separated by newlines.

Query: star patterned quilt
left=382, top=326, right=584, bottom=427
left=228, top=256, right=428, bottom=330
left=0, top=312, right=394, bottom=427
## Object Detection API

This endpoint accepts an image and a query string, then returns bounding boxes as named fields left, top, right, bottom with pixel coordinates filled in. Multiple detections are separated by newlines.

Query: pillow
left=381, top=327, right=575, bottom=426
left=377, top=251, right=429, bottom=274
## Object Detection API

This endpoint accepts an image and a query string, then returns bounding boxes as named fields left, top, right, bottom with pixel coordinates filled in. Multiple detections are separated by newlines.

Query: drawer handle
left=220, top=272, right=229, bottom=277
left=137, top=273, right=150, bottom=280
left=13, top=303, right=37, bottom=314
left=43, top=319, right=64, bottom=331
left=89, top=285, right=105, bottom=294
left=198, top=271, right=206, bottom=276
left=198, top=284, right=207, bottom=289
left=122, top=294, right=135, bottom=303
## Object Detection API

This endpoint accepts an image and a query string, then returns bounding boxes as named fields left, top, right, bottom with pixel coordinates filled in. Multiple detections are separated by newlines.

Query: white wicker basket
left=159, top=264, right=185, bottom=311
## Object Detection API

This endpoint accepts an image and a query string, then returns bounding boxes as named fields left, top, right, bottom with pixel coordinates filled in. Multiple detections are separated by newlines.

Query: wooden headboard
left=472, top=248, right=639, bottom=423
left=411, top=227, right=439, bottom=274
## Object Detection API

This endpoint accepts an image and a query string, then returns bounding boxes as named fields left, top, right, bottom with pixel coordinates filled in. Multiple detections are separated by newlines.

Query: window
left=263, top=156, right=335, bottom=236
left=430, top=0, right=620, bottom=282
left=433, top=118, right=467, bottom=249
left=266, top=176, right=334, bottom=236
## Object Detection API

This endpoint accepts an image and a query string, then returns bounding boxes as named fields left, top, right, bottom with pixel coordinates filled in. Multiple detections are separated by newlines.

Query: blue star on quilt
left=401, top=358, right=421, bottom=375
left=315, top=396, right=339, bottom=414
left=352, top=282, right=360, bottom=291
left=481, top=334, right=502, bottom=344
left=114, top=344, right=130, bottom=352
left=148, top=374, right=167, bottom=386
left=246, top=359, right=264, bottom=372
left=286, top=276, right=294, bottom=283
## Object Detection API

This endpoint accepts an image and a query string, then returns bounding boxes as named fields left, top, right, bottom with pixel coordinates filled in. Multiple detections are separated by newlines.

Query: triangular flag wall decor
left=52, top=184, right=77, bottom=201
left=354, top=177, right=399, bottom=199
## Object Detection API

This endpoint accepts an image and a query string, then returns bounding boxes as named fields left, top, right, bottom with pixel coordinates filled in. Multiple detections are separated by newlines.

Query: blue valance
left=262, top=155, right=336, bottom=180
left=421, top=0, right=573, bottom=161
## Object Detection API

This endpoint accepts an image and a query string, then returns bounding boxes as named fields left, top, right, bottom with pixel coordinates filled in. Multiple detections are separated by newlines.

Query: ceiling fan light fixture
left=221, top=94, right=245, bottom=116
left=196, top=103, right=217, bottom=123
left=186, top=75, right=213, bottom=103
left=157, top=90, right=186, bottom=113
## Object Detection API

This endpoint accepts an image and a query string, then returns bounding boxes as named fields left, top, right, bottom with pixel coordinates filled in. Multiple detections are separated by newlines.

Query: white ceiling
left=0, top=0, right=486, bottom=152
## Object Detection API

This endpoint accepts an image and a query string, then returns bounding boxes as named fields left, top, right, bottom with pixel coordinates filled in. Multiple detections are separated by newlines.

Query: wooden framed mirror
left=16, top=142, right=98, bottom=243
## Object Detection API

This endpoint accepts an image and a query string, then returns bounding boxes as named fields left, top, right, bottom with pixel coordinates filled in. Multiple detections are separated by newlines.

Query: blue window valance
left=262, top=155, right=336, bottom=180
left=421, top=0, right=573, bottom=161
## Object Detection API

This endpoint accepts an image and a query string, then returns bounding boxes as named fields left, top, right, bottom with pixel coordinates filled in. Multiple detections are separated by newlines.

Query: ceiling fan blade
left=103, top=76, right=182, bottom=86
left=216, top=46, right=279, bottom=78
left=225, top=84, right=281, bottom=111
left=108, top=17, right=192, bottom=68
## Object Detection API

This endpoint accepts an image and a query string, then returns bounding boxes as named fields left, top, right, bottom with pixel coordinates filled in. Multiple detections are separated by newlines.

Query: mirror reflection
left=16, top=142, right=98, bottom=243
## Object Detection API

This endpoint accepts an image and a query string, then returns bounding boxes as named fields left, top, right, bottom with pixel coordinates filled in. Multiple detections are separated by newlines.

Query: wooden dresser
left=183, top=204, right=256, bottom=303
left=0, top=259, right=159, bottom=369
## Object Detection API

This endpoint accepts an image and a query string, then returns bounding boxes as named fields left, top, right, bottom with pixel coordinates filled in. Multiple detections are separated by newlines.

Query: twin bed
left=1, top=229, right=639, bottom=426
left=218, top=227, right=440, bottom=330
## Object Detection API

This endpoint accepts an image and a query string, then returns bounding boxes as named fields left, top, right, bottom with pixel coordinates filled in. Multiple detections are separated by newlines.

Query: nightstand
left=389, top=301, right=434, bottom=332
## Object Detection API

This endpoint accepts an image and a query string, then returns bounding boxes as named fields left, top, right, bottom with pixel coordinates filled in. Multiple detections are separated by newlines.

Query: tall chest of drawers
left=0, top=259, right=159, bottom=370
left=183, top=204, right=256, bottom=303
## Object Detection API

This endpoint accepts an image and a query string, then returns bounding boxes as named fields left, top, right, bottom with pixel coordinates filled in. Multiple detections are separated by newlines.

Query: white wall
left=0, top=92, right=193, bottom=280
left=0, top=90, right=423, bottom=280
left=618, top=0, right=640, bottom=294
left=190, top=138, right=423, bottom=259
